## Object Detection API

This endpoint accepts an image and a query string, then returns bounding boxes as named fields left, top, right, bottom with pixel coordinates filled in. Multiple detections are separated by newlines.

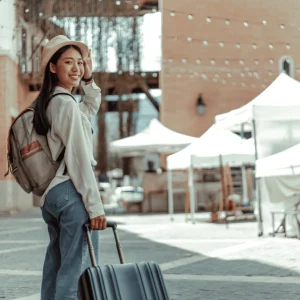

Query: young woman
left=34, top=35, right=106, bottom=299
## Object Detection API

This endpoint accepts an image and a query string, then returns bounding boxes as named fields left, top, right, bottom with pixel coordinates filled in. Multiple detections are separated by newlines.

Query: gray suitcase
left=78, top=221, right=170, bottom=300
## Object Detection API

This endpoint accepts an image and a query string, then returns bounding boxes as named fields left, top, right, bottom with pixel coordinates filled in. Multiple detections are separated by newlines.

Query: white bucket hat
left=41, top=35, right=89, bottom=72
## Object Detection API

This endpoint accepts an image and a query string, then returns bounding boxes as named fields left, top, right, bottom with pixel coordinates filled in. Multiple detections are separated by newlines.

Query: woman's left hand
left=83, top=49, right=93, bottom=80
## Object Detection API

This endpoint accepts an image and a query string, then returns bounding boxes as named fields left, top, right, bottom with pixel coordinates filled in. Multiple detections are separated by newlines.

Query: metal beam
left=137, top=75, right=159, bottom=112
left=22, top=0, right=158, bottom=19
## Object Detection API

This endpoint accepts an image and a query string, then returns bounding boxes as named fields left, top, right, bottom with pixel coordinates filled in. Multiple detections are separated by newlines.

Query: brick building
left=160, top=0, right=300, bottom=137
left=0, top=0, right=42, bottom=212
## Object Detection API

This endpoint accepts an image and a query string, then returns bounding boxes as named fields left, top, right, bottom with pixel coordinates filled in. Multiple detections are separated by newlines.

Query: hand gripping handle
left=84, top=221, right=125, bottom=267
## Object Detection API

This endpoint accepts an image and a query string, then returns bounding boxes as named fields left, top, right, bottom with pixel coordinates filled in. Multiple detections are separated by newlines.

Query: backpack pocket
left=9, top=136, right=33, bottom=193
left=21, top=140, right=58, bottom=189
left=11, top=166, right=32, bottom=193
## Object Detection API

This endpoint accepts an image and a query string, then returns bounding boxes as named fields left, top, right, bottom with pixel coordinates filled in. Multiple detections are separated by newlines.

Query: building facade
left=0, top=0, right=43, bottom=212
left=160, top=0, right=300, bottom=137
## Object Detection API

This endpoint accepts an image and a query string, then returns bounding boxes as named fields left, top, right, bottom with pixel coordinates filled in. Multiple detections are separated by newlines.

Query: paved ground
left=0, top=208, right=300, bottom=300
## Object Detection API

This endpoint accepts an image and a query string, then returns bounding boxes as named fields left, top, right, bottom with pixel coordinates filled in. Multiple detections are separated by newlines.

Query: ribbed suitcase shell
left=78, top=222, right=169, bottom=300
left=78, top=261, right=169, bottom=300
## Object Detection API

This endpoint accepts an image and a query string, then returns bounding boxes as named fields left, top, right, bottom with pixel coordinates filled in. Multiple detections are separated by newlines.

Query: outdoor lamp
left=197, top=94, right=206, bottom=115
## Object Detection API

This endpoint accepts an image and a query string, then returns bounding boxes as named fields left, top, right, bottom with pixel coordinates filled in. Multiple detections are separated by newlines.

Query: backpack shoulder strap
left=29, top=93, right=76, bottom=109
left=49, top=92, right=76, bottom=102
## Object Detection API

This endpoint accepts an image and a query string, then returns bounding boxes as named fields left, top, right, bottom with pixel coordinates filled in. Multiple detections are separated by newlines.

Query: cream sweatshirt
left=39, top=81, right=105, bottom=218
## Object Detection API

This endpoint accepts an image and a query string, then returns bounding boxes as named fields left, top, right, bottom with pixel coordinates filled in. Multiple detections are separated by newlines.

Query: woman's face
left=50, top=47, right=84, bottom=92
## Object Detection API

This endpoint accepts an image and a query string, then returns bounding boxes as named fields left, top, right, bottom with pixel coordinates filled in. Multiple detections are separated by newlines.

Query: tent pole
left=241, top=165, right=248, bottom=205
left=252, top=120, right=263, bottom=237
left=184, top=170, right=190, bottom=223
left=167, top=169, right=174, bottom=221
left=189, top=156, right=196, bottom=224
left=219, top=154, right=228, bottom=226
left=241, top=123, right=247, bottom=205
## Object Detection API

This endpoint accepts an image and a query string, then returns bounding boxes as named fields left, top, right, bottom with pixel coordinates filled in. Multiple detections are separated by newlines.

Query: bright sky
left=141, top=12, right=161, bottom=71
left=0, top=0, right=16, bottom=53
left=105, top=12, right=161, bottom=72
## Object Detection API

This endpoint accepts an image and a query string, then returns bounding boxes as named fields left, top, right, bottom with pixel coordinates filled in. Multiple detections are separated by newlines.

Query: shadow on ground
left=1, top=209, right=300, bottom=300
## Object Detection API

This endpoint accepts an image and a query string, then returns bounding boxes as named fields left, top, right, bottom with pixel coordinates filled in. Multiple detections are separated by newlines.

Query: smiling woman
left=50, top=48, right=85, bottom=92
left=31, top=35, right=107, bottom=300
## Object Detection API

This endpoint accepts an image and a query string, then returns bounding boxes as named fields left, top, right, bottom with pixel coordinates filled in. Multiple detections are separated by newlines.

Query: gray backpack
left=5, top=93, right=76, bottom=196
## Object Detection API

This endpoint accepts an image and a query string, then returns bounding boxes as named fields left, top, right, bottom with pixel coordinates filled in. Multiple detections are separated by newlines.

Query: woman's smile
left=69, top=74, right=81, bottom=80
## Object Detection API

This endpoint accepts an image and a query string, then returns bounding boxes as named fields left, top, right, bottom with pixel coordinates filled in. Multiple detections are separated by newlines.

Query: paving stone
left=1, top=209, right=300, bottom=300
left=165, top=280, right=300, bottom=300
left=0, top=275, right=41, bottom=300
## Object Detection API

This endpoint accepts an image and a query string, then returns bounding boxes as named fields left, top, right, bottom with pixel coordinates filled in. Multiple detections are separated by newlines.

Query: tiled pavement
left=0, top=209, right=300, bottom=300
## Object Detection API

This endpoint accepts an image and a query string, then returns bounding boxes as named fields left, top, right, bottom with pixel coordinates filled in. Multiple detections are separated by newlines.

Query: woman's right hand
left=90, top=214, right=107, bottom=230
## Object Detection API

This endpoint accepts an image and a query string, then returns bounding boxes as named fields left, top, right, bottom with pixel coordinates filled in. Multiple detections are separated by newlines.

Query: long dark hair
left=33, top=45, right=82, bottom=135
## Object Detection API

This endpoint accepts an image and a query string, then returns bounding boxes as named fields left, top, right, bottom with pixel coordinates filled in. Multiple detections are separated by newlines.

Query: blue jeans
left=41, top=179, right=100, bottom=300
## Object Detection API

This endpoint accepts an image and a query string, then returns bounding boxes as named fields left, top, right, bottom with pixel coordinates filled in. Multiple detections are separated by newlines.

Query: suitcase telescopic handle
left=106, top=221, right=117, bottom=229
left=84, top=221, right=125, bottom=267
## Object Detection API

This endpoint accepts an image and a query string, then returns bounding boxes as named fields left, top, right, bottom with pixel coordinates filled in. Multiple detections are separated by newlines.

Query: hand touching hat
left=41, top=35, right=89, bottom=72
left=83, top=49, right=93, bottom=80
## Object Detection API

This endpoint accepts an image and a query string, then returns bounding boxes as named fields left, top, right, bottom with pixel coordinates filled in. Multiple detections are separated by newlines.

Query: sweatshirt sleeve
left=53, top=96, right=105, bottom=218
left=78, top=81, right=101, bottom=119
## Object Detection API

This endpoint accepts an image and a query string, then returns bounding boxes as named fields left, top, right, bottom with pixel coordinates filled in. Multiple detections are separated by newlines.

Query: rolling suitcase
left=78, top=221, right=170, bottom=300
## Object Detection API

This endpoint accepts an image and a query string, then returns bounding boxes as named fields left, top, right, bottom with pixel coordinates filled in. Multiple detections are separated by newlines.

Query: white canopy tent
left=167, top=125, right=254, bottom=170
left=255, top=144, right=300, bottom=235
left=109, top=119, right=198, bottom=156
left=215, top=73, right=300, bottom=235
left=256, top=142, right=300, bottom=205
left=256, top=142, right=300, bottom=178
left=215, top=73, right=300, bottom=131
left=167, top=125, right=255, bottom=223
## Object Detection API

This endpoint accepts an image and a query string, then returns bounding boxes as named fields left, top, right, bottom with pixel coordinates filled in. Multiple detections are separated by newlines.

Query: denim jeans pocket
left=45, top=180, right=70, bottom=208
